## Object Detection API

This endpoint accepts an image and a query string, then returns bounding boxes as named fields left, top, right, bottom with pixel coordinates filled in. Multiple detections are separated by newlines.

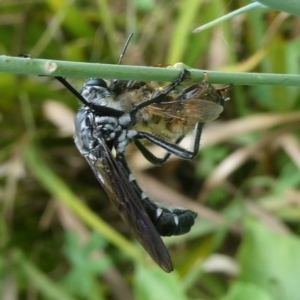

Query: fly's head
left=80, top=78, right=130, bottom=112
left=80, top=77, right=147, bottom=114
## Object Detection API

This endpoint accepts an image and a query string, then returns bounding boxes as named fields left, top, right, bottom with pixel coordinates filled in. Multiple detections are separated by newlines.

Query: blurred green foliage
left=1, top=1, right=300, bottom=299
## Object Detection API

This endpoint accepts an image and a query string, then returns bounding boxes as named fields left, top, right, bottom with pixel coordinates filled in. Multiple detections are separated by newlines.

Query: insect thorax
left=80, top=81, right=133, bottom=112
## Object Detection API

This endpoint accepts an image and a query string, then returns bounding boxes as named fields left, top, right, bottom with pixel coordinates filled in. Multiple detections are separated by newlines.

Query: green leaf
left=238, top=219, right=300, bottom=300
left=133, top=263, right=188, bottom=300
left=60, top=232, right=109, bottom=299
left=221, top=281, right=274, bottom=300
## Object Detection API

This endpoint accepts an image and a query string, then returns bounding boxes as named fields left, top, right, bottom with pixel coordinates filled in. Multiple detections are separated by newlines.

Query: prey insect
left=54, top=38, right=230, bottom=272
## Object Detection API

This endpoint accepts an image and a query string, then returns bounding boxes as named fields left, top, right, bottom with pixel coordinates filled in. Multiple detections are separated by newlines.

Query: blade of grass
left=11, top=248, right=75, bottom=300
left=167, top=0, right=204, bottom=63
left=24, top=141, right=145, bottom=265
left=257, top=0, right=300, bottom=17
left=193, top=2, right=267, bottom=33
left=31, top=0, right=75, bottom=57
left=95, top=0, right=118, bottom=60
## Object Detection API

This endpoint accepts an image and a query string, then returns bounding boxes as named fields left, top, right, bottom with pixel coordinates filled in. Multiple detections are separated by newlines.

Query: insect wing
left=147, top=99, right=223, bottom=124
left=84, top=139, right=173, bottom=272
left=144, top=79, right=226, bottom=125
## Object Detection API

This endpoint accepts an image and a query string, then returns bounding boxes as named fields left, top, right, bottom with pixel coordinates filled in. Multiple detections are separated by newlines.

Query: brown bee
left=131, top=73, right=229, bottom=142
left=101, top=67, right=230, bottom=164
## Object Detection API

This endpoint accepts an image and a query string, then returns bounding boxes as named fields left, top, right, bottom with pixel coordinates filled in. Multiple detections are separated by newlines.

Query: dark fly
left=19, top=40, right=229, bottom=271
left=53, top=37, right=230, bottom=272
left=55, top=70, right=229, bottom=272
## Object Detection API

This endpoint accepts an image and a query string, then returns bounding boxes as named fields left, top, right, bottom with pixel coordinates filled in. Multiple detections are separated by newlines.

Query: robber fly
left=54, top=35, right=230, bottom=272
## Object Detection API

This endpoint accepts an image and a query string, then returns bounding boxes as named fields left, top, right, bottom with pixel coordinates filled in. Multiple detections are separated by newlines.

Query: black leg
left=55, top=77, right=89, bottom=106
left=133, top=122, right=204, bottom=160
left=133, top=136, right=184, bottom=166
left=54, top=77, right=123, bottom=117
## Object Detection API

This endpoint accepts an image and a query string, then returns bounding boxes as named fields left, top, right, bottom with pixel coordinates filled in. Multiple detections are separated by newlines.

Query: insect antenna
left=117, top=33, right=134, bottom=65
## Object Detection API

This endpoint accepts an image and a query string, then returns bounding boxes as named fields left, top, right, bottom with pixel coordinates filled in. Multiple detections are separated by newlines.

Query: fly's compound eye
left=86, top=78, right=108, bottom=88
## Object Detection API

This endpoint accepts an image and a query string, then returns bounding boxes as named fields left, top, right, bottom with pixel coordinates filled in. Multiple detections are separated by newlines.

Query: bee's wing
left=147, top=99, right=223, bottom=124
left=84, top=139, right=173, bottom=272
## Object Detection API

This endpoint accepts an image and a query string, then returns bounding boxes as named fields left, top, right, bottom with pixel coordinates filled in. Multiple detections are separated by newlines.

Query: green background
left=1, top=1, right=300, bottom=299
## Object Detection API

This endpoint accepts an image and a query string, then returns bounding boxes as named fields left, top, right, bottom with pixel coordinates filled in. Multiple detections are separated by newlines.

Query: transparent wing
left=145, top=81, right=226, bottom=124
left=147, top=99, right=223, bottom=124
left=84, top=138, right=173, bottom=272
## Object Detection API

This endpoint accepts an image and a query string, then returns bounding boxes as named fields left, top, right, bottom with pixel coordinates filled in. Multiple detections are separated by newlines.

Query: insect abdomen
left=142, top=197, right=197, bottom=236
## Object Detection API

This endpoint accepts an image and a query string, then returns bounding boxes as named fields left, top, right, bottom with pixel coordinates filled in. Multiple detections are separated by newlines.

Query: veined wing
left=84, top=138, right=173, bottom=272
left=146, top=99, right=223, bottom=124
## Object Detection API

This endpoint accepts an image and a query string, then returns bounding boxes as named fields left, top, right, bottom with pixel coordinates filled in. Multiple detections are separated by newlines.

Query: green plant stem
left=257, top=0, right=300, bottom=17
left=1, top=55, right=300, bottom=86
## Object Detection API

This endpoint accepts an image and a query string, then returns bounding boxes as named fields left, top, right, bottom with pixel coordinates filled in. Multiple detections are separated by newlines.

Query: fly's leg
left=133, top=122, right=204, bottom=161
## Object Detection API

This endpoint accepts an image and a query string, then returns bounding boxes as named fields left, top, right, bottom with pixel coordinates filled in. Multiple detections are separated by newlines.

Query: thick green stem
left=1, top=55, right=300, bottom=86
